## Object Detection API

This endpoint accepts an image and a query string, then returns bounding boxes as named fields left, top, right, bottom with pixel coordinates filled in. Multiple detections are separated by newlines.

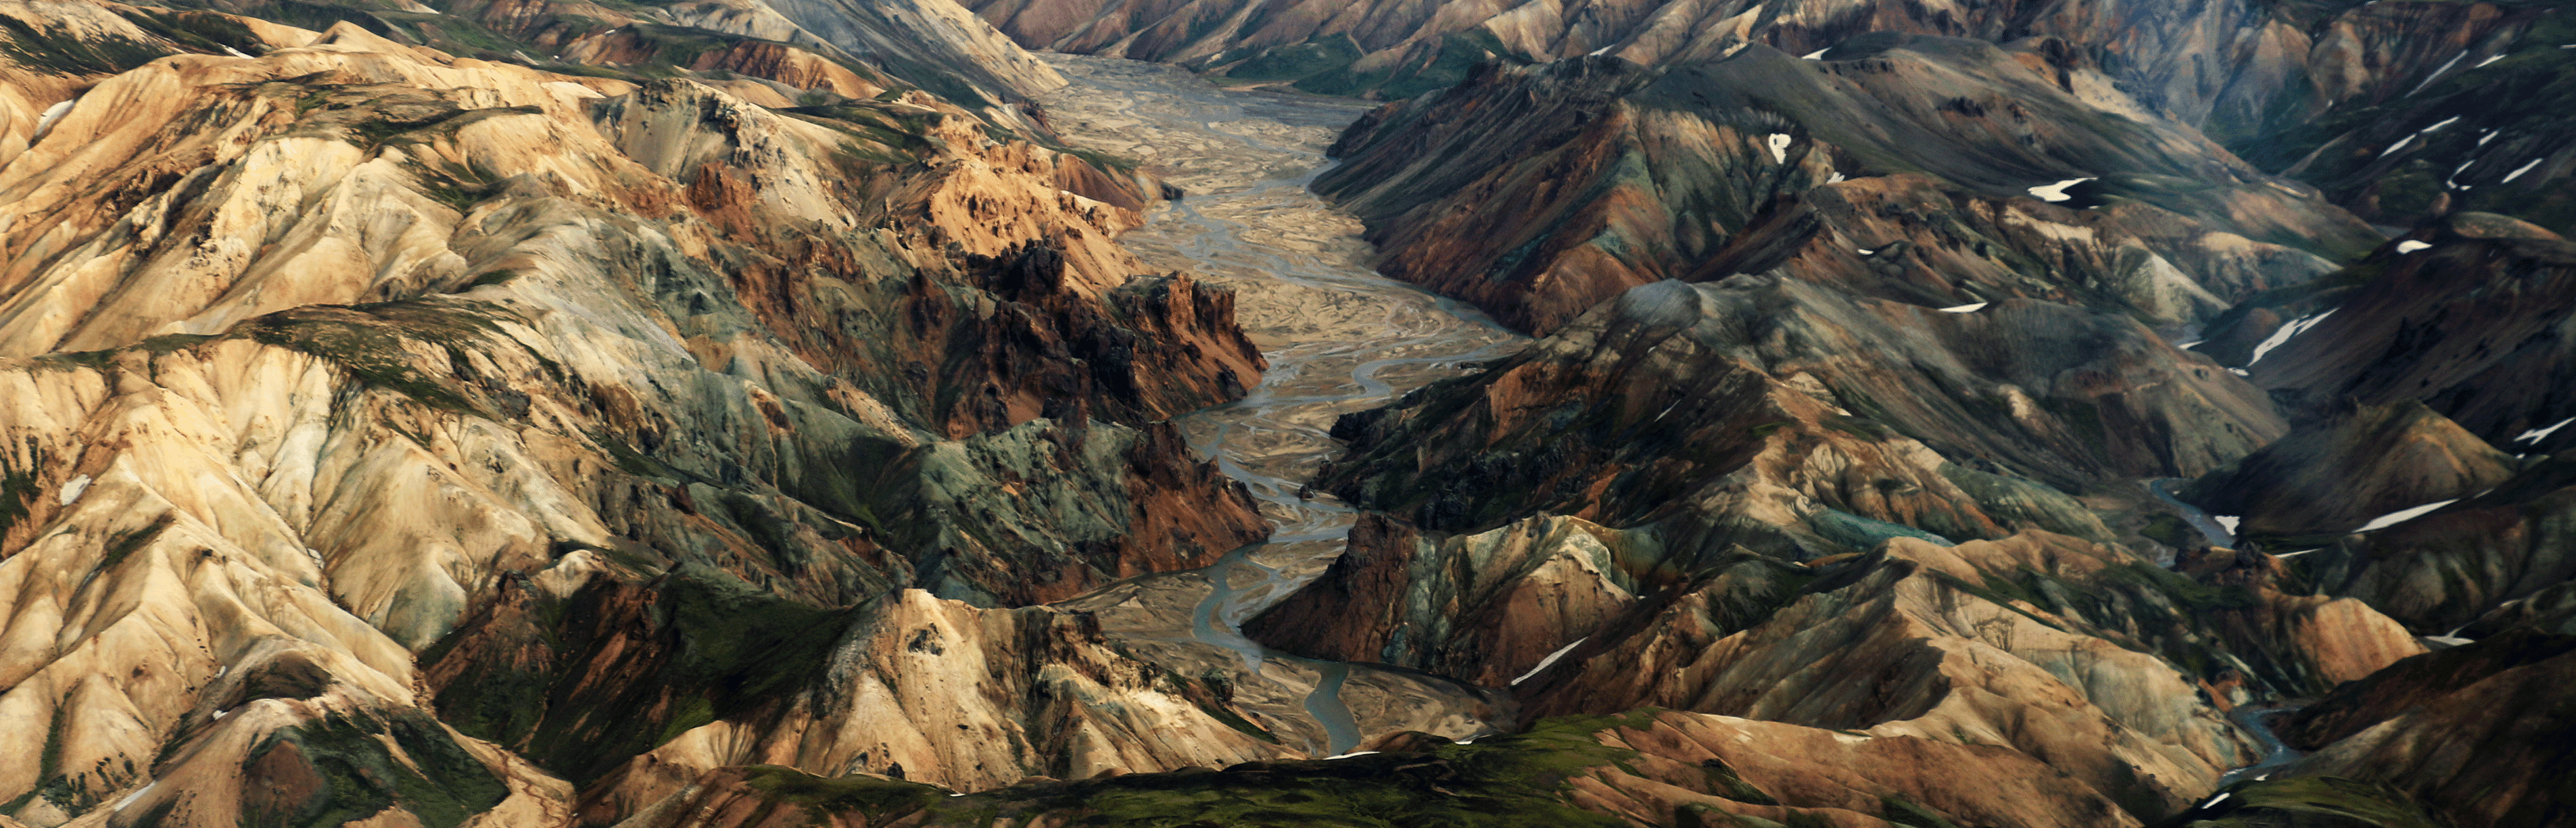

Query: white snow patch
left=31, top=99, right=72, bottom=141
left=2424, top=635, right=2472, bottom=646
left=2176, top=340, right=2205, bottom=349
left=2378, top=135, right=2414, bottom=157
left=2027, top=177, right=2094, bottom=202
left=1766, top=133, right=1791, bottom=164
left=2358, top=499, right=2459, bottom=532
left=1324, top=751, right=1383, bottom=760
left=1452, top=736, right=1479, bottom=745
left=2204, top=793, right=2232, bottom=809
left=2274, top=548, right=2320, bottom=558
left=1802, top=49, right=1829, bottom=59
left=57, top=474, right=90, bottom=505
left=2396, top=240, right=2433, bottom=253
left=1857, top=248, right=1874, bottom=255
left=2479, top=130, right=2500, bottom=147
left=2410, top=51, right=2466, bottom=95
left=2227, top=367, right=2250, bottom=376
left=212, top=708, right=226, bottom=719
left=2214, top=516, right=2241, bottom=534
left=1826, top=172, right=1846, bottom=183
left=2247, top=310, right=2335, bottom=366
left=2502, top=157, right=2545, bottom=183
left=223, top=45, right=253, bottom=58
left=2514, top=416, right=2575, bottom=443
left=2475, top=54, right=2506, bottom=68
left=1587, top=45, right=1613, bottom=56
left=1938, top=302, right=1988, bottom=313
left=114, top=783, right=157, bottom=812
left=2419, top=116, right=2462, bottom=135
left=1512, top=637, right=1589, bottom=685
left=948, top=793, right=965, bottom=797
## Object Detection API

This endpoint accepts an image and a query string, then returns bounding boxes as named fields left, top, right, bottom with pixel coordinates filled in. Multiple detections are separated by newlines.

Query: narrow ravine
left=1038, top=55, right=1525, bottom=755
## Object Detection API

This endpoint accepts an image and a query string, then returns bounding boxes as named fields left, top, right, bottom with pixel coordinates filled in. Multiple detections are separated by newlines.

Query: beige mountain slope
left=0, top=17, right=1385, bottom=827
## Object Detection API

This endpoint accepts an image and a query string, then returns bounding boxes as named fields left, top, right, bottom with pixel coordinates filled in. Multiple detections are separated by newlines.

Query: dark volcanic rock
left=2180, top=399, right=2519, bottom=541
left=1312, top=39, right=2371, bottom=335
left=2249, top=213, right=2576, bottom=454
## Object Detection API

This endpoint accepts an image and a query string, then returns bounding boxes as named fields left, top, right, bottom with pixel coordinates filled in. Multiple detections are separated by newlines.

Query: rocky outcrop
left=1312, top=39, right=2370, bottom=335
left=2180, top=400, right=2520, bottom=542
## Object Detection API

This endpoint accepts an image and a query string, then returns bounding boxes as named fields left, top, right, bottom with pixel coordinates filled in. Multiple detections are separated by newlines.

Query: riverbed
left=1039, top=55, right=1526, bottom=755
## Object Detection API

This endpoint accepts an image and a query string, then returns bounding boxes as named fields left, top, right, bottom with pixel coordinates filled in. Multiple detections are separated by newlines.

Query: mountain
left=2, top=0, right=2573, bottom=826
left=1310, top=36, right=2373, bottom=335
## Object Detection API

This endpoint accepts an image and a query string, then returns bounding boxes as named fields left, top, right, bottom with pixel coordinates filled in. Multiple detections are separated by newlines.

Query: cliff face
left=0, top=14, right=1291, bottom=827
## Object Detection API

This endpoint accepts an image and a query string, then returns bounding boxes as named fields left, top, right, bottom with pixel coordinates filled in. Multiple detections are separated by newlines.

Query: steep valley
left=0, top=0, right=2571, bottom=826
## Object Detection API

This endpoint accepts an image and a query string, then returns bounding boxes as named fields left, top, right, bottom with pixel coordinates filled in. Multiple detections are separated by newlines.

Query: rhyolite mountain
left=1, top=0, right=2571, bottom=827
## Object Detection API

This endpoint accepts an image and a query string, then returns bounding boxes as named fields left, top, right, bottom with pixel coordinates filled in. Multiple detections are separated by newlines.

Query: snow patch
left=2409, top=51, right=2466, bottom=95
left=2227, top=367, right=2250, bottom=376
left=2474, top=53, right=2504, bottom=68
left=2419, top=116, right=2462, bottom=135
left=32, top=99, right=72, bottom=141
left=1766, top=133, right=1791, bottom=164
left=2378, top=135, right=2414, bottom=157
left=58, top=474, right=89, bottom=506
left=1856, top=248, right=1874, bottom=255
left=2027, top=177, right=2094, bottom=202
left=1802, top=49, right=1829, bottom=59
left=2478, top=130, right=2499, bottom=147
left=2424, top=635, right=2472, bottom=646
left=2274, top=548, right=2320, bottom=558
left=1512, top=637, right=1588, bottom=685
left=2514, top=417, right=2575, bottom=443
left=1938, top=302, right=1988, bottom=313
left=2358, top=499, right=2459, bottom=532
left=2204, top=793, right=2231, bottom=809
left=1826, top=172, right=1846, bottom=183
left=1324, top=750, right=1382, bottom=760
left=2502, top=157, right=2545, bottom=183
left=2395, top=240, right=2433, bottom=253
left=2247, top=310, right=2335, bottom=366
left=114, top=783, right=157, bottom=812
left=223, top=45, right=253, bottom=58
left=2214, top=516, right=2241, bottom=534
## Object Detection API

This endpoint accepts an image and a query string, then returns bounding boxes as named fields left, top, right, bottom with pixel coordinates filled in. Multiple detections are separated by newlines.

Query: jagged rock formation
left=1310, top=39, right=2370, bottom=335
left=2180, top=400, right=2520, bottom=542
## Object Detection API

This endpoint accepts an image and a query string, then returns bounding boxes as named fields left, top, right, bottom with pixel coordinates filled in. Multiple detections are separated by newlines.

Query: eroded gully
left=1037, top=55, right=1525, bottom=756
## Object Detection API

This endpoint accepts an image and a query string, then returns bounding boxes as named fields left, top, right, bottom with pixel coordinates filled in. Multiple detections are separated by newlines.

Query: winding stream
left=1039, top=56, right=1524, bottom=754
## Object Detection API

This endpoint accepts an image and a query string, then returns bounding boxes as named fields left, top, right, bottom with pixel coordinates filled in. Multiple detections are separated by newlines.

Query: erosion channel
left=1043, top=56, right=1529, bottom=756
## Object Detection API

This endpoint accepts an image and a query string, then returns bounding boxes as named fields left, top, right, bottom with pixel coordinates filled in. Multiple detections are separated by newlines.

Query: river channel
left=1039, top=55, right=1526, bottom=756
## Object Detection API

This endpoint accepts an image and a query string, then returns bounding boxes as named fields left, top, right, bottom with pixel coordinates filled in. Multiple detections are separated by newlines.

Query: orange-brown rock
left=2283, top=633, right=2576, bottom=827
